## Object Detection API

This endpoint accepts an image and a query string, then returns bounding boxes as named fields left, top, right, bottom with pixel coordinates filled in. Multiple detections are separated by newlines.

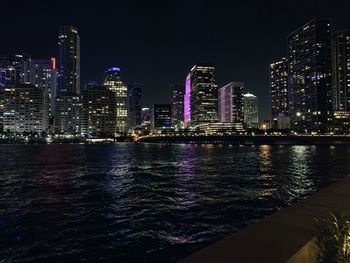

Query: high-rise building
left=218, top=82, right=244, bottom=123
left=103, top=67, right=128, bottom=133
left=81, top=84, right=117, bottom=137
left=0, top=90, right=4, bottom=132
left=0, top=54, right=32, bottom=87
left=187, top=64, right=218, bottom=125
left=19, top=54, right=32, bottom=84
left=128, top=82, right=142, bottom=128
left=270, top=58, right=290, bottom=129
left=141, top=107, right=151, bottom=133
left=0, top=67, right=17, bottom=89
left=151, top=104, right=172, bottom=132
left=3, top=84, right=47, bottom=133
left=30, top=58, right=57, bottom=120
left=332, top=30, right=350, bottom=133
left=288, top=19, right=332, bottom=132
left=184, top=74, right=191, bottom=123
left=332, top=31, right=350, bottom=111
left=141, top=107, right=151, bottom=125
left=243, top=93, right=259, bottom=128
left=170, top=84, right=185, bottom=127
left=54, top=95, right=82, bottom=134
left=57, top=25, right=80, bottom=95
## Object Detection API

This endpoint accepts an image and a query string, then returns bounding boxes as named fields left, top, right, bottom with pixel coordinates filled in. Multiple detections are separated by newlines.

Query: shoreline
left=1, top=135, right=350, bottom=145
left=138, top=134, right=350, bottom=145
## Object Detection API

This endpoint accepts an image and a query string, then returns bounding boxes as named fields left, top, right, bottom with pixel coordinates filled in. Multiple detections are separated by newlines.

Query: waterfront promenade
left=138, top=134, right=350, bottom=145
left=1, top=134, right=350, bottom=145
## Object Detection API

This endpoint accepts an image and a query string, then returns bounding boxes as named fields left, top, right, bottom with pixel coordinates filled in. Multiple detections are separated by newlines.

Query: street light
left=262, top=124, right=267, bottom=135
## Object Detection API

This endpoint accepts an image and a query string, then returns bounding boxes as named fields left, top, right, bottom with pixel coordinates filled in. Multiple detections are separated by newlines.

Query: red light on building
left=51, top=57, right=56, bottom=70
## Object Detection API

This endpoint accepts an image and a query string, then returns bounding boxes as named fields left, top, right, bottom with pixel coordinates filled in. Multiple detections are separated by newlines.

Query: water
left=0, top=143, right=349, bottom=262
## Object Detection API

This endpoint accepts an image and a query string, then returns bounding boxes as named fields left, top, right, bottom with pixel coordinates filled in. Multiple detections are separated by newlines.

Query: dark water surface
left=0, top=144, right=350, bottom=262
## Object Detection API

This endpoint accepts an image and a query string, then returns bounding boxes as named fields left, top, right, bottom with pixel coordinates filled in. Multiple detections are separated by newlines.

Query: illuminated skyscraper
left=270, top=58, right=290, bottom=129
left=170, top=84, right=185, bottom=127
left=0, top=54, right=32, bottom=87
left=332, top=30, right=350, bottom=111
left=55, top=26, right=80, bottom=134
left=141, top=107, right=151, bottom=132
left=218, top=82, right=244, bottom=123
left=81, top=84, right=117, bottom=137
left=332, top=30, right=350, bottom=133
left=0, top=90, right=4, bottom=132
left=30, top=58, right=57, bottom=119
left=0, top=66, right=17, bottom=89
left=0, top=54, right=49, bottom=132
left=57, top=25, right=80, bottom=95
left=54, top=95, right=82, bottom=134
left=128, top=82, right=142, bottom=128
left=243, top=93, right=258, bottom=128
left=288, top=19, right=332, bottom=132
left=184, top=74, right=191, bottom=123
left=19, top=54, right=32, bottom=84
left=187, top=64, right=218, bottom=126
left=103, top=67, right=128, bottom=133
left=151, top=104, right=172, bottom=132
left=3, top=84, right=47, bottom=133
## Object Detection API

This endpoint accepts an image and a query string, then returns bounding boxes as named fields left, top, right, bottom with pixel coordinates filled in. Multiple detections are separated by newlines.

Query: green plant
left=315, top=212, right=350, bottom=263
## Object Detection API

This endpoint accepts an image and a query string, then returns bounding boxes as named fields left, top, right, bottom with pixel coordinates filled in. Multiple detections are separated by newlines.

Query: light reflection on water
left=0, top=144, right=349, bottom=263
left=258, top=145, right=277, bottom=199
left=178, top=144, right=199, bottom=206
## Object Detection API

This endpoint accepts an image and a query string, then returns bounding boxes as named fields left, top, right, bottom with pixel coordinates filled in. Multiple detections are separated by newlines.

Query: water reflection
left=258, top=145, right=277, bottom=199
left=1, top=144, right=350, bottom=263
left=178, top=145, right=199, bottom=199
left=285, top=146, right=315, bottom=203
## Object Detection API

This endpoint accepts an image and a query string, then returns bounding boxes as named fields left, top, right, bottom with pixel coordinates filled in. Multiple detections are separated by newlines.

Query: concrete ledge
left=286, top=238, right=317, bottom=263
left=179, top=176, right=350, bottom=263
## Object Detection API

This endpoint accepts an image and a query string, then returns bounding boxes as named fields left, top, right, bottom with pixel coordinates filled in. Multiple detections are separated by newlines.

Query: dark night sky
left=1, top=0, right=350, bottom=120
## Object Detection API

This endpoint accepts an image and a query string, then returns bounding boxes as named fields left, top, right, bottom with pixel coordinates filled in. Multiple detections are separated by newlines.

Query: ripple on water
left=0, top=144, right=349, bottom=262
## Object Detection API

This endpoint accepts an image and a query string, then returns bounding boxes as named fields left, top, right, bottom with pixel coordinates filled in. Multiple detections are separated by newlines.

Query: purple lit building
left=184, top=74, right=191, bottom=123
left=184, top=64, right=217, bottom=126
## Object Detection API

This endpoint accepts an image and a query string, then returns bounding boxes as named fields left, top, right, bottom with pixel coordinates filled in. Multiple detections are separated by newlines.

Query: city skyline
left=2, top=1, right=350, bottom=120
left=2, top=3, right=350, bottom=262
